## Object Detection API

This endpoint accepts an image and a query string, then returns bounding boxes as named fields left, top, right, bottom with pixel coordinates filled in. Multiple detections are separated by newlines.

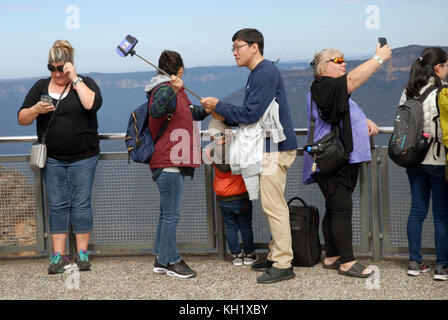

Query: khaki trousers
left=260, top=150, right=297, bottom=269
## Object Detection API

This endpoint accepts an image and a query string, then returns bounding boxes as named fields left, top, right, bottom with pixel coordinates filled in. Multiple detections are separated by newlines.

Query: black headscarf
left=310, top=74, right=353, bottom=152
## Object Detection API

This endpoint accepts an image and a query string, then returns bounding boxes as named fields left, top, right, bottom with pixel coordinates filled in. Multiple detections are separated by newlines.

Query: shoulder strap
left=307, top=98, right=317, bottom=145
left=417, top=84, right=438, bottom=103
left=42, top=82, right=70, bottom=144
left=308, top=97, right=338, bottom=145
left=148, top=82, right=174, bottom=144
left=421, top=84, right=441, bottom=159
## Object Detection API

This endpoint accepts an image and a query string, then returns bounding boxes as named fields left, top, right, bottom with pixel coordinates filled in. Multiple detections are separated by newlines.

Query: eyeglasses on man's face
left=231, top=43, right=250, bottom=53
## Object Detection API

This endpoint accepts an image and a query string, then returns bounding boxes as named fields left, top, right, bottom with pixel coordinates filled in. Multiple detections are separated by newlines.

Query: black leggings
left=314, top=163, right=359, bottom=264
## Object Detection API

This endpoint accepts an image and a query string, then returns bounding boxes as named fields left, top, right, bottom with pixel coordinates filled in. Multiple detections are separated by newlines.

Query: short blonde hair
left=310, top=48, right=344, bottom=79
left=48, top=40, right=74, bottom=64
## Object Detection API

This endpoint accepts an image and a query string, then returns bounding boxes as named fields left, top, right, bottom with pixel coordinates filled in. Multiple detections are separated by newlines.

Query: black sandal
left=338, top=262, right=374, bottom=278
left=322, top=258, right=341, bottom=270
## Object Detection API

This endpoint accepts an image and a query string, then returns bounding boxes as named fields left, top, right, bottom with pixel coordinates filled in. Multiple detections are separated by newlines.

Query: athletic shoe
left=166, top=260, right=197, bottom=279
left=433, top=264, right=448, bottom=281
left=153, top=257, right=168, bottom=274
left=232, top=252, right=244, bottom=267
left=407, top=261, right=431, bottom=276
left=243, top=252, right=258, bottom=265
left=48, top=252, right=70, bottom=274
left=75, top=250, right=91, bottom=271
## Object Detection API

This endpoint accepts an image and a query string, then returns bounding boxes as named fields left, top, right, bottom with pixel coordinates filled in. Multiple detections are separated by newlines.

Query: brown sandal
left=338, top=262, right=374, bottom=278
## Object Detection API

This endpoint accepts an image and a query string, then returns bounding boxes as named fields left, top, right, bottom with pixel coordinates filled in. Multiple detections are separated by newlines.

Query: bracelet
left=373, top=54, right=384, bottom=65
left=72, top=77, right=83, bottom=86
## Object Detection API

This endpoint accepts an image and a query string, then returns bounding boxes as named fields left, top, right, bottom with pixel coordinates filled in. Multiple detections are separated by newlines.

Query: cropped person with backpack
left=147, top=50, right=210, bottom=279
left=399, top=47, right=448, bottom=281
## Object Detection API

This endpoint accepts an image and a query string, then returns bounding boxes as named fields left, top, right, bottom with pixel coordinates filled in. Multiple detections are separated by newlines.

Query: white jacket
left=229, top=98, right=286, bottom=200
left=399, top=78, right=446, bottom=166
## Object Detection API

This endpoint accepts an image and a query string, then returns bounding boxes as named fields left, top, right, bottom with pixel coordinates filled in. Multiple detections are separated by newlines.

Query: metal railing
left=0, top=128, right=437, bottom=261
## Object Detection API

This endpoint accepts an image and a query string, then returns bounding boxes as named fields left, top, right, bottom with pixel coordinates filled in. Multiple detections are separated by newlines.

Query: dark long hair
left=406, top=47, right=448, bottom=98
left=158, top=50, right=184, bottom=76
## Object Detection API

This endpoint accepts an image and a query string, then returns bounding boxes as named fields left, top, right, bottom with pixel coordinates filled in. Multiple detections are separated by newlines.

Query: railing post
left=370, top=146, right=383, bottom=262
left=204, top=164, right=218, bottom=252
left=379, top=146, right=392, bottom=256
left=216, top=205, right=226, bottom=260
left=34, top=167, right=48, bottom=253
left=358, top=162, right=371, bottom=254
left=205, top=162, right=226, bottom=260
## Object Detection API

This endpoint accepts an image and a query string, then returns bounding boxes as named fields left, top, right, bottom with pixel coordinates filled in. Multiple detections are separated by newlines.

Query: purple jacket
left=302, top=92, right=371, bottom=184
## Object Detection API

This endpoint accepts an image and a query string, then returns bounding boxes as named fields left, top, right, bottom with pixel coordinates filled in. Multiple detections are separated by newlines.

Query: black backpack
left=388, top=85, right=437, bottom=168
left=288, top=197, right=321, bottom=267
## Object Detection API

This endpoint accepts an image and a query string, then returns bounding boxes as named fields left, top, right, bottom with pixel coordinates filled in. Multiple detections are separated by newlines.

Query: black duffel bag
left=288, top=197, right=321, bottom=267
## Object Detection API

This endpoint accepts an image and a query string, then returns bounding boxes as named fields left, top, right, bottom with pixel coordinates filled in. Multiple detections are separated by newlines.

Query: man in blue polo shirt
left=201, top=28, right=298, bottom=284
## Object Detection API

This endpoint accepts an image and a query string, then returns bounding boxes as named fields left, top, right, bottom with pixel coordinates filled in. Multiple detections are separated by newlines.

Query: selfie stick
left=129, top=49, right=202, bottom=100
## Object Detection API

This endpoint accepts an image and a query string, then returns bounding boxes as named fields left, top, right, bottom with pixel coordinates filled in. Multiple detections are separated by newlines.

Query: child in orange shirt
left=205, top=118, right=258, bottom=266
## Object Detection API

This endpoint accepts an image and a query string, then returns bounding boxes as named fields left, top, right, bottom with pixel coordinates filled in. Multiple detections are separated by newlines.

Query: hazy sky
left=1, top=0, right=447, bottom=79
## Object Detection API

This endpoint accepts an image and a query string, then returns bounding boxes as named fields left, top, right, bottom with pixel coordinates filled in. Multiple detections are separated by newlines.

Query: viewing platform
left=0, top=129, right=445, bottom=300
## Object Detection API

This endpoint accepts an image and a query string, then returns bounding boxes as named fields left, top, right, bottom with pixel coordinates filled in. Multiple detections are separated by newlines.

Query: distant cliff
left=1, top=45, right=447, bottom=153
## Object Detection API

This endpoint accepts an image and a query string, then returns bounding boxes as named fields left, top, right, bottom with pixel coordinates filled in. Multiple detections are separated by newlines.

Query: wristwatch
left=72, top=77, right=83, bottom=86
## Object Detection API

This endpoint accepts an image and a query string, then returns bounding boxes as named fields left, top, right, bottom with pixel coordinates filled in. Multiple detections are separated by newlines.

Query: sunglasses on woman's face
left=47, top=64, right=65, bottom=72
left=327, top=57, right=345, bottom=64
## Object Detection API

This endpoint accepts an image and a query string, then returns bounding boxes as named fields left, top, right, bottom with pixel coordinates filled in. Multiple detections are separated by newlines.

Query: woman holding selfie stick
left=146, top=50, right=211, bottom=279
left=18, top=40, right=102, bottom=274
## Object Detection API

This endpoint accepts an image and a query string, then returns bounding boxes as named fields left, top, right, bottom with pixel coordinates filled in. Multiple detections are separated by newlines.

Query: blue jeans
left=406, top=165, right=448, bottom=265
left=218, top=198, right=254, bottom=255
left=43, top=155, right=99, bottom=234
left=153, top=171, right=184, bottom=266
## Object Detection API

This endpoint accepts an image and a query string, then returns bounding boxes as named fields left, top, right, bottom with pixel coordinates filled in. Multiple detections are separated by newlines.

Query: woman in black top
left=308, top=43, right=391, bottom=278
left=18, top=40, right=102, bottom=274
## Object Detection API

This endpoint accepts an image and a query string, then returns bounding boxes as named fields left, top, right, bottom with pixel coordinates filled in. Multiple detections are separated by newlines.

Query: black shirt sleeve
left=82, top=76, right=103, bottom=112
left=19, top=78, right=48, bottom=112
left=310, top=74, right=353, bottom=152
left=18, top=78, right=52, bottom=142
left=310, top=74, right=349, bottom=123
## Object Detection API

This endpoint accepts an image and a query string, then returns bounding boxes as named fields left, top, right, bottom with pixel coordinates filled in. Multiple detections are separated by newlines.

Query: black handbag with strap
left=304, top=99, right=350, bottom=175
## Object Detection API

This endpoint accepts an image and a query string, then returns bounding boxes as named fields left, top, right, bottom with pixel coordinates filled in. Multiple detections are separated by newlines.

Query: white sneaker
left=243, top=252, right=258, bottom=265
left=232, top=252, right=244, bottom=266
